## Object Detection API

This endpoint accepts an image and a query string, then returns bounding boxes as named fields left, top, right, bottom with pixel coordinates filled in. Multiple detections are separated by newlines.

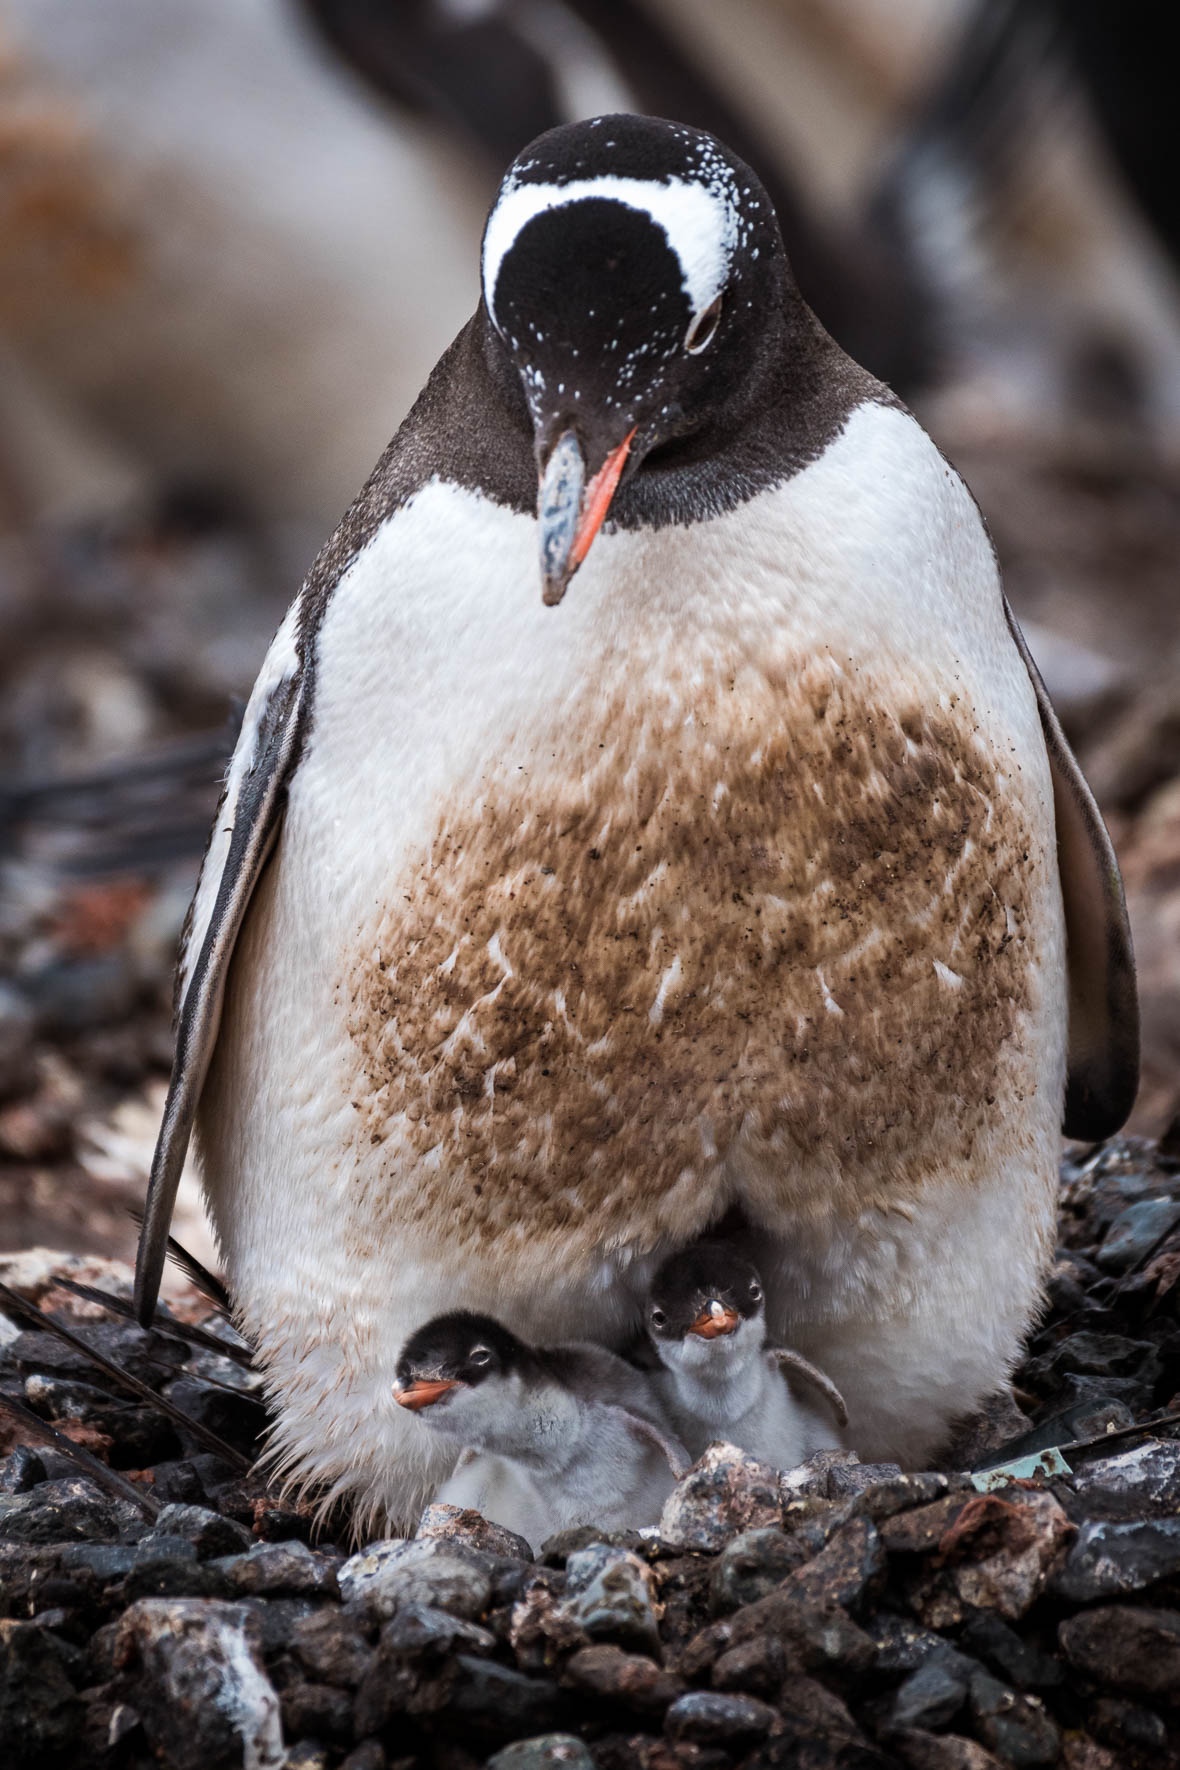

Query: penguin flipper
left=608, top=1406, right=692, bottom=1480
left=1004, top=599, right=1140, bottom=1139
left=768, top=1347, right=850, bottom=1429
left=134, top=652, right=309, bottom=1325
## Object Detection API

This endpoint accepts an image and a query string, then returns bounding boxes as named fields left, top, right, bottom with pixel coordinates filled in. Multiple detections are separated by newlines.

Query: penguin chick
left=647, top=1241, right=848, bottom=1469
left=394, top=1310, right=688, bottom=1545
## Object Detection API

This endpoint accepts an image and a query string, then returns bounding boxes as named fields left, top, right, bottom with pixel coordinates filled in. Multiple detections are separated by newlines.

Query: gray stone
left=0, top=1477, right=126, bottom=1546
left=779, top=1448, right=862, bottom=1499
left=338, top=1535, right=493, bottom=1621
left=1090, top=1696, right=1169, bottom=1757
left=446, top=1653, right=561, bottom=1737
left=0, top=1618, right=84, bottom=1768
left=58, top=1541, right=138, bottom=1581
left=153, top=1503, right=253, bottom=1558
left=1097, top=1198, right=1180, bottom=1271
left=1054, top=1516, right=1180, bottom=1601
left=967, top=1671, right=1060, bottom=1767
left=665, top=1689, right=778, bottom=1746
left=486, top=1737, right=595, bottom=1770
left=379, top=1601, right=496, bottom=1658
left=866, top=1613, right=949, bottom=1675
left=1059, top=1605, right=1180, bottom=1700
left=889, top=1648, right=974, bottom=1731
left=709, top=1527, right=805, bottom=1614
left=557, top=1544, right=660, bottom=1656
left=416, top=1500, right=532, bottom=1562
left=134, top=1533, right=200, bottom=1567
left=1071, top=1438, right=1180, bottom=1508
left=289, top=1608, right=375, bottom=1687
left=660, top=1442, right=781, bottom=1549
left=779, top=1516, right=885, bottom=1612
left=562, top=1643, right=685, bottom=1715
left=116, top=1598, right=283, bottom=1770
left=224, top=1540, right=340, bottom=1599
left=711, top=1634, right=787, bottom=1700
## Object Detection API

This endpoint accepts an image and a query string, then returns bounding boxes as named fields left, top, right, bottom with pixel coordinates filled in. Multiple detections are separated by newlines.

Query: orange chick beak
left=689, top=1301, right=740, bottom=1339
left=394, top=1378, right=459, bottom=1411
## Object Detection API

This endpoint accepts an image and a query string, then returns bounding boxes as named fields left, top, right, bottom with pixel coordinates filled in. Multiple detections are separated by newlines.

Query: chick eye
left=469, top=1347, right=491, bottom=1366
left=749, top=1282, right=763, bottom=1302
left=650, top=1307, right=667, bottom=1329
left=685, top=293, right=723, bottom=355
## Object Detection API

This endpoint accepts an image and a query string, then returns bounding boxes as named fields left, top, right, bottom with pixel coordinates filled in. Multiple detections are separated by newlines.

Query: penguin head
left=393, top=1310, right=527, bottom=1439
left=647, top=1239, right=767, bottom=1377
left=480, top=113, right=792, bottom=604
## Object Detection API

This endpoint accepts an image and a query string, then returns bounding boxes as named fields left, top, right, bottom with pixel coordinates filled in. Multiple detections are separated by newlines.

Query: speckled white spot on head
left=483, top=175, right=742, bottom=325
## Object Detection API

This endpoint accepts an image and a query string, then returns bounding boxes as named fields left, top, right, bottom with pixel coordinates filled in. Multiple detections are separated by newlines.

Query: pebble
left=557, top=1544, right=662, bottom=1656
left=1090, top=1695, right=1170, bottom=1757
left=289, top=1608, right=374, bottom=1687
left=887, top=1646, right=975, bottom=1731
left=1070, top=1437, right=1180, bottom=1509
left=152, top=1501, right=253, bottom=1558
left=224, top=1539, right=341, bottom=1599
left=0, top=1618, right=84, bottom=1768
left=778, top=1515, right=885, bottom=1612
left=967, top=1672, right=1060, bottom=1767
left=779, top=1448, right=862, bottom=1499
left=115, top=1598, right=283, bottom=1770
left=938, top=1490, right=1075, bottom=1620
left=1058, top=1603, right=1180, bottom=1699
left=1053, top=1515, right=1180, bottom=1601
left=659, top=1443, right=781, bottom=1549
left=664, top=1689, right=779, bottom=1747
left=711, top=1632, right=787, bottom=1699
left=708, top=1527, right=805, bottom=1614
left=337, top=1535, right=494, bottom=1622
left=485, top=1735, right=596, bottom=1770
left=379, top=1601, right=497, bottom=1659
left=445, top=1652, right=561, bottom=1739
left=562, top=1643, right=685, bottom=1715
left=1097, top=1197, right=1180, bottom=1271
left=416, top=1500, right=533, bottom=1562
left=0, top=1446, right=46, bottom=1493
left=0, top=1477, right=139, bottom=1547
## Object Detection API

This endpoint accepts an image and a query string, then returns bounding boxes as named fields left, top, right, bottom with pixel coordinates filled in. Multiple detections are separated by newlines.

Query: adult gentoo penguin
left=135, top=114, right=1137, bottom=1529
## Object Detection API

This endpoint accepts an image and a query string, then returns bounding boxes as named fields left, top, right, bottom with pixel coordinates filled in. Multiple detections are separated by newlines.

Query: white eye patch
left=482, top=174, right=740, bottom=329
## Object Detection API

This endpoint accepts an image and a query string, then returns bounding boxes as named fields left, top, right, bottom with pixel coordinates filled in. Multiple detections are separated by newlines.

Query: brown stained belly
left=344, top=660, right=1042, bottom=1254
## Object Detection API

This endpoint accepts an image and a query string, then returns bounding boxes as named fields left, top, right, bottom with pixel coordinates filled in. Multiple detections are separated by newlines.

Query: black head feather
left=648, top=1240, right=765, bottom=1342
left=396, top=1310, right=528, bottom=1389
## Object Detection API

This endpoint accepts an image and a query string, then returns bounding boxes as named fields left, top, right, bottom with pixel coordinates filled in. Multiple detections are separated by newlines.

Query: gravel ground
left=1, top=1134, right=1178, bottom=1770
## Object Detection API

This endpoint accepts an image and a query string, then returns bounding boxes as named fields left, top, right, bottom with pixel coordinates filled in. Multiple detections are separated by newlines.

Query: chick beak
left=538, top=427, right=635, bottom=607
left=689, top=1301, right=740, bottom=1339
left=393, top=1378, right=460, bottom=1411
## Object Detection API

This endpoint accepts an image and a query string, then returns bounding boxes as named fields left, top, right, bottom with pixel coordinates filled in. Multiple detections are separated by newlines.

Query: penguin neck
left=664, top=1317, right=766, bottom=1422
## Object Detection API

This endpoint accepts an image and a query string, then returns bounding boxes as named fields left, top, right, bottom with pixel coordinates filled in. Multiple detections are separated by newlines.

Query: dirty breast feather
left=343, top=657, right=1040, bottom=1251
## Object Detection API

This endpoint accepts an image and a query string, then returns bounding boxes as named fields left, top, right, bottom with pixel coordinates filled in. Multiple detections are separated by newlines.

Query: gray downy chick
left=647, top=1240, right=849, bottom=1468
left=394, top=1310, right=689, bottom=1545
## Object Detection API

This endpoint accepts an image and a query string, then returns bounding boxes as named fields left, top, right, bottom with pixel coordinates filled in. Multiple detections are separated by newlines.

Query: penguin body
left=646, top=1241, right=847, bottom=1470
left=136, top=115, right=1137, bottom=1530
left=394, top=1312, right=687, bottom=1545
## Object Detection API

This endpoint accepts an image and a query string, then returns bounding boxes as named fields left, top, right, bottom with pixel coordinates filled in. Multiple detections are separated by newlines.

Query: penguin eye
left=650, top=1307, right=667, bottom=1330
left=684, top=293, right=723, bottom=355
left=469, top=1347, right=492, bottom=1366
left=749, top=1282, right=762, bottom=1302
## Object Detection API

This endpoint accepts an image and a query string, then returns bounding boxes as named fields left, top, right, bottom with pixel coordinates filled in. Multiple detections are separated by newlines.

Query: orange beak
left=394, top=1378, right=459, bottom=1411
left=690, top=1302, right=740, bottom=1339
left=538, top=427, right=636, bottom=606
